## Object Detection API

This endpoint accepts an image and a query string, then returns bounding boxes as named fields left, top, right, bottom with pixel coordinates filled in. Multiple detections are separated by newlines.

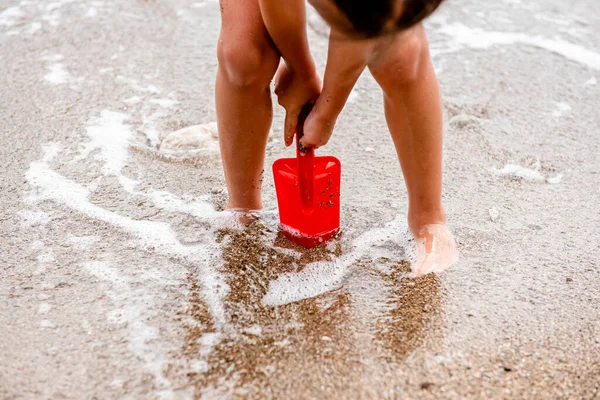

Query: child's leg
left=216, top=0, right=280, bottom=211
left=368, top=26, right=456, bottom=276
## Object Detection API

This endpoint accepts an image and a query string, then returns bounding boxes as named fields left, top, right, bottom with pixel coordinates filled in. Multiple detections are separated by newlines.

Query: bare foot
left=224, top=207, right=261, bottom=227
left=410, top=224, right=457, bottom=278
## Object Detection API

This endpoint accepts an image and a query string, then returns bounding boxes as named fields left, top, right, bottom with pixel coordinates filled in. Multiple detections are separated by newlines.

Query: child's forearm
left=318, top=36, right=370, bottom=119
left=259, top=0, right=316, bottom=77
left=300, top=33, right=371, bottom=147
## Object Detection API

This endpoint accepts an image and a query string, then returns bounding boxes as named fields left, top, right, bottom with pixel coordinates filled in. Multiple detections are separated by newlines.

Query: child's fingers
left=284, top=109, right=300, bottom=147
left=299, top=112, right=334, bottom=149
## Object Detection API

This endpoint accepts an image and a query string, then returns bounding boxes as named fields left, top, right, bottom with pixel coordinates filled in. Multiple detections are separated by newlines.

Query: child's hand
left=274, top=63, right=321, bottom=146
left=299, top=105, right=336, bottom=149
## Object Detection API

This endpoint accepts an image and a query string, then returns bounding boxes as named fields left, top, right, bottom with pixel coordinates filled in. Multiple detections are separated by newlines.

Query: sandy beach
left=1, top=0, right=599, bottom=398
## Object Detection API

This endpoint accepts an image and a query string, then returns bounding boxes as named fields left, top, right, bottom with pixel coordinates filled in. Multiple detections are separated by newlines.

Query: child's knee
left=217, top=37, right=279, bottom=89
left=368, top=27, right=428, bottom=88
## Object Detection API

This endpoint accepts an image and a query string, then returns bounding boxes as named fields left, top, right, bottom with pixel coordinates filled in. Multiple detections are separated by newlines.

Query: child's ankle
left=408, top=208, right=447, bottom=236
left=225, top=197, right=263, bottom=212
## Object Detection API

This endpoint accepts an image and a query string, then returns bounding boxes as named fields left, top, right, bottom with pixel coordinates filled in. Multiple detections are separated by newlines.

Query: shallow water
left=2, top=0, right=600, bottom=398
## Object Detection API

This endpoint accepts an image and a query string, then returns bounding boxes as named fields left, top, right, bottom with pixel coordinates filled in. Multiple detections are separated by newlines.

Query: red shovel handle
left=296, top=104, right=315, bottom=212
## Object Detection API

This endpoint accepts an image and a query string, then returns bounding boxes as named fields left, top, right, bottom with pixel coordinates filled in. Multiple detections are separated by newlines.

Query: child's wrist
left=286, top=59, right=317, bottom=79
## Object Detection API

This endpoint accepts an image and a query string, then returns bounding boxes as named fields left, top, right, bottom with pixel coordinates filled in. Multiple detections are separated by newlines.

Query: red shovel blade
left=272, top=106, right=341, bottom=248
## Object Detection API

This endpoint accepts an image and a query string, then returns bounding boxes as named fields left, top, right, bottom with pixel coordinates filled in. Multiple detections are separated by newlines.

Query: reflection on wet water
left=173, top=221, right=443, bottom=398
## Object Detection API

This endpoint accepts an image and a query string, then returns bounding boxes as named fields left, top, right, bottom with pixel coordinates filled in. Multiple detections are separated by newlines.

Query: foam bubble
left=243, top=325, right=263, bottom=336
left=553, top=102, right=572, bottom=117
left=547, top=174, right=563, bottom=184
left=489, top=207, right=500, bottom=222
left=29, top=21, right=42, bottom=34
left=44, top=63, right=70, bottom=85
left=40, top=320, right=56, bottom=328
left=38, top=303, right=52, bottom=314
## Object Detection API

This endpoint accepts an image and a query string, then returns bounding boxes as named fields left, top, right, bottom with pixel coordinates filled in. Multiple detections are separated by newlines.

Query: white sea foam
left=585, top=76, right=597, bottom=86
left=191, top=0, right=219, bottom=8
left=553, top=102, right=572, bottom=117
left=0, top=6, right=24, bottom=27
left=146, top=190, right=216, bottom=220
left=26, top=144, right=229, bottom=329
left=243, top=325, right=262, bottom=336
left=142, top=110, right=165, bottom=148
left=493, top=163, right=545, bottom=182
left=84, top=260, right=172, bottom=390
left=40, top=320, right=55, bottom=328
left=122, top=95, right=141, bottom=104
left=28, top=149, right=190, bottom=258
left=347, top=89, right=360, bottom=104
left=44, top=63, right=70, bottom=85
left=436, top=22, right=600, bottom=71
left=77, top=110, right=136, bottom=190
left=547, top=174, right=563, bottom=184
left=263, top=216, right=411, bottom=306
left=150, top=98, right=179, bottom=108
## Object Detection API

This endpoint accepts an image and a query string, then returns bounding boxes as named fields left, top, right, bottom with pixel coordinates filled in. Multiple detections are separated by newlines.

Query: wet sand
left=1, top=0, right=599, bottom=398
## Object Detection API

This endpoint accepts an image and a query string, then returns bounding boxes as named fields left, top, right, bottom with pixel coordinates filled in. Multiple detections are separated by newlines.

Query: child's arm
left=259, top=0, right=315, bottom=77
left=300, top=34, right=372, bottom=148
left=259, top=0, right=321, bottom=145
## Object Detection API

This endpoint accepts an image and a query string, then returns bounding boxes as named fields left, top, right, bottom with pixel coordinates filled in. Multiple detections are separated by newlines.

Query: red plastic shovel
left=273, top=105, right=341, bottom=248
